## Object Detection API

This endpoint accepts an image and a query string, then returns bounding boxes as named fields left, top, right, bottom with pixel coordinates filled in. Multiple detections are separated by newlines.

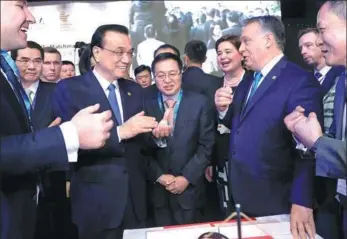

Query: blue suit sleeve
left=287, top=73, right=323, bottom=208
left=0, top=126, right=68, bottom=175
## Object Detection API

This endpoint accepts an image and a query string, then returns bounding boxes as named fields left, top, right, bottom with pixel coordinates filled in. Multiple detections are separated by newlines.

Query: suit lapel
left=33, top=81, right=44, bottom=120
left=148, top=92, right=164, bottom=122
left=0, top=72, right=29, bottom=131
left=240, top=58, right=287, bottom=122
left=117, top=79, right=133, bottom=122
left=172, top=91, right=189, bottom=138
left=84, top=71, right=119, bottom=125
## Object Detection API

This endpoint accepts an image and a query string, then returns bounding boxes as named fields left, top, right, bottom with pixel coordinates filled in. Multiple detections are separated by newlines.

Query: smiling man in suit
left=144, top=52, right=215, bottom=226
left=0, top=2, right=114, bottom=239
left=214, top=16, right=323, bottom=238
left=52, top=24, right=158, bottom=239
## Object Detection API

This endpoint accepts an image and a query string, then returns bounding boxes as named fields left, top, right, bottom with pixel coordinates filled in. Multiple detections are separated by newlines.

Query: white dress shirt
left=0, top=69, right=79, bottom=163
left=93, top=69, right=124, bottom=142
left=24, top=80, right=39, bottom=103
left=219, top=53, right=284, bottom=119
left=314, top=65, right=331, bottom=85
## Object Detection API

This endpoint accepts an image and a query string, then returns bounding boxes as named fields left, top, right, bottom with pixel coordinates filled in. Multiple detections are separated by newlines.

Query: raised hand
left=215, top=87, right=233, bottom=112
left=118, top=111, right=158, bottom=140
left=152, top=109, right=173, bottom=138
left=71, top=104, right=114, bottom=149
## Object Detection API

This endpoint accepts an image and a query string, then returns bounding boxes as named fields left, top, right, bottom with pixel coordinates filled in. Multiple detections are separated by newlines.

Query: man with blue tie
left=52, top=24, right=158, bottom=239
left=0, top=2, right=114, bottom=239
left=285, top=0, right=346, bottom=236
left=214, top=16, right=323, bottom=238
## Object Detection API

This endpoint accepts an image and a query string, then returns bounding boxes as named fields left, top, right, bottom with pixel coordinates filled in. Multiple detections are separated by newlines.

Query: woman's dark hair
left=215, top=34, right=241, bottom=52
left=197, top=232, right=229, bottom=239
left=78, top=44, right=93, bottom=75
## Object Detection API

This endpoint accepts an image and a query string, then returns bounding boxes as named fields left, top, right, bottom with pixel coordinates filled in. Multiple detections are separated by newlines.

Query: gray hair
left=325, top=1, right=346, bottom=21
left=242, top=15, right=286, bottom=51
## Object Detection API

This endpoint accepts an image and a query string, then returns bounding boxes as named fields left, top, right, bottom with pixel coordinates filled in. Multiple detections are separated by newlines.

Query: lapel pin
left=272, top=76, right=277, bottom=80
left=127, top=92, right=131, bottom=96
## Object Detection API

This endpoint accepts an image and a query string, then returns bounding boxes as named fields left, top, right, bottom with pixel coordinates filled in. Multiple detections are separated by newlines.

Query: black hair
left=151, top=52, right=183, bottom=73
left=11, top=40, right=44, bottom=60
left=153, top=44, right=180, bottom=58
left=134, top=65, right=151, bottom=76
left=184, top=40, right=207, bottom=64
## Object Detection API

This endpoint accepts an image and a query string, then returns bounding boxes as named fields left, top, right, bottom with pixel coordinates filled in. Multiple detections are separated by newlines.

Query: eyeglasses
left=16, top=58, right=42, bottom=66
left=154, top=71, right=181, bottom=81
left=101, top=47, right=135, bottom=58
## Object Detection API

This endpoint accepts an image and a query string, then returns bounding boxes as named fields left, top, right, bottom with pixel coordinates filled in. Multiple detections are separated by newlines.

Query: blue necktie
left=0, top=52, right=33, bottom=127
left=314, top=71, right=322, bottom=81
left=107, top=84, right=122, bottom=125
left=248, top=71, right=263, bottom=100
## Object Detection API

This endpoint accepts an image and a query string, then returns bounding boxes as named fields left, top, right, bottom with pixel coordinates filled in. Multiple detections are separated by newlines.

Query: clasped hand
left=158, top=175, right=189, bottom=194
left=215, top=87, right=233, bottom=112
left=284, top=106, right=323, bottom=149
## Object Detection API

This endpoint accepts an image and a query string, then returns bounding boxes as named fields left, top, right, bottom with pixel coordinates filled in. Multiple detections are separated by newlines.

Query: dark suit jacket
left=52, top=70, right=148, bottom=232
left=144, top=89, right=215, bottom=209
left=182, top=66, right=222, bottom=106
left=320, top=66, right=345, bottom=96
left=30, top=81, right=68, bottom=202
left=0, top=73, right=68, bottom=239
left=222, top=57, right=323, bottom=216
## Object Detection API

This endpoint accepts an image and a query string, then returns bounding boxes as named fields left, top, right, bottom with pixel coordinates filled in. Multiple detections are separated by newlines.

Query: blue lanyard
left=157, top=89, right=183, bottom=127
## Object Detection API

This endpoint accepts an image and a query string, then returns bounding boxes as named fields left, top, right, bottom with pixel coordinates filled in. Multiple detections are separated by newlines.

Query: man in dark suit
left=144, top=52, right=215, bottom=226
left=285, top=1, right=346, bottom=236
left=182, top=40, right=222, bottom=105
left=11, top=40, right=69, bottom=239
left=0, top=2, right=114, bottom=239
left=297, top=27, right=344, bottom=238
left=53, top=24, right=158, bottom=239
left=215, top=16, right=323, bottom=237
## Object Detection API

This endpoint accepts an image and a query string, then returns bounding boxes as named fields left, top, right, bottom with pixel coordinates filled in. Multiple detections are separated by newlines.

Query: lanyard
left=157, top=89, right=183, bottom=127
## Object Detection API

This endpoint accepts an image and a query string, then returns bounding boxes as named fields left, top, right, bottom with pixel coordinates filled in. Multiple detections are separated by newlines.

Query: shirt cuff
left=60, top=122, right=79, bottom=163
left=293, top=134, right=308, bottom=152
left=218, top=107, right=228, bottom=119
left=116, top=126, right=122, bottom=143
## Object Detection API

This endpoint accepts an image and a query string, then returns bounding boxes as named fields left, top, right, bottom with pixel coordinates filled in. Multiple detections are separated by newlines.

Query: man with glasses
left=52, top=24, right=158, bottom=239
left=143, top=52, right=215, bottom=226
left=11, top=40, right=71, bottom=239
left=42, top=46, right=62, bottom=83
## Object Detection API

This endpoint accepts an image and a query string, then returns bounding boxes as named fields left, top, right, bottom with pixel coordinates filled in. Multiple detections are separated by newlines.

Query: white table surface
left=123, top=215, right=323, bottom=239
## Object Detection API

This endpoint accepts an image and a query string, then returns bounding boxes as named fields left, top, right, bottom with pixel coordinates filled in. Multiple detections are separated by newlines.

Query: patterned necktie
left=0, top=53, right=32, bottom=120
left=164, top=99, right=176, bottom=127
left=314, top=71, right=322, bottom=81
left=107, top=84, right=122, bottom=125
left=27, top=90, right=35, bottom=104
left=248, top=71, right=263, bottom=100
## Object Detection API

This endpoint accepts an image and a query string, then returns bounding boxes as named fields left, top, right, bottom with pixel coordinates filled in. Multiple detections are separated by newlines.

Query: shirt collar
left=315, top=65, right=331, bottom=77
left=162, top=89, right=181, bottom=102
left=260, top=53, right=284, bottom=77
left=25, top=80, right=40, bottom=94
left=93, top=68, right=119, bottom=91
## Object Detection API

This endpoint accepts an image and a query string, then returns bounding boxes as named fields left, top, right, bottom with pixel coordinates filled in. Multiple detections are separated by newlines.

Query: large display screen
left=28, top=1, right=281, bottom=76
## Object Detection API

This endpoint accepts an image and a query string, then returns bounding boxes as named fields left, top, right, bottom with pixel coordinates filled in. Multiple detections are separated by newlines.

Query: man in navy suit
left=144, top=52, right=215, bottom=226
left=214, top=16, right=323, bottom=238
left=285, top=0, right=346, bottom=236
left=182, top=40, right=222, bottom=105
left=0, top=2, right=114, bottom=239
left=53, top=24, right=158, bottom=239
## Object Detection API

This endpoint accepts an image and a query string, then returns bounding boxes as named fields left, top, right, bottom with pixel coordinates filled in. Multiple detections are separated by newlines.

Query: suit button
left=123, top=170, right=127, bottom=175
left=231, top=151, right=236, bottom=156
left=236, top=131, right=240, bottom=135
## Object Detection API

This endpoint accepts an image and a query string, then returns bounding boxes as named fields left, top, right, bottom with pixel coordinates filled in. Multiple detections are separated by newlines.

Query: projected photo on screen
left=129, top=0, right=281, bottom=76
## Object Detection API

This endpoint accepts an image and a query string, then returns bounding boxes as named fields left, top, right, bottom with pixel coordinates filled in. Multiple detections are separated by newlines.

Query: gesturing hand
left=215, top=87, right=233, bottom=112
left=71, top=104, right=114, bottom=150
left=118, top=111, right=158, bottom=140
left=152, top=109, right=173, bottom=138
